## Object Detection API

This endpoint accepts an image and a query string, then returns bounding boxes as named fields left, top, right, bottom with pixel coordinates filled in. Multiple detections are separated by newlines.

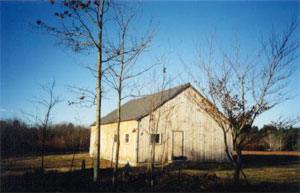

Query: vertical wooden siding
left=90, top=120, right=138, bottom=165
left=137, top=87, right=232, bottom=163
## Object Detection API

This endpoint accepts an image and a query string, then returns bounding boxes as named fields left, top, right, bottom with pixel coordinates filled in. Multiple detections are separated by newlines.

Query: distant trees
left=1, top=119, right=39, bottom=158
left=262, top=124, right=281, bottom=151
left=285, top=127, right=300, bottom=151
left=230, top=124, right=300, bottom=151
left=187, top=19, right=299, bottom=183
left=0, top=119, right=90, bottom=159
left=262, top=116, right=300, bottom=151
left=242, top=126, right=266, bottom=151
left=48, top=123, right=90, bottom=152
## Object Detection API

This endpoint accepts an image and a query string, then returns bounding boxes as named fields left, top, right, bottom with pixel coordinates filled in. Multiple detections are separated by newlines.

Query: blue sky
left=1, top=1, right=299, bottom=127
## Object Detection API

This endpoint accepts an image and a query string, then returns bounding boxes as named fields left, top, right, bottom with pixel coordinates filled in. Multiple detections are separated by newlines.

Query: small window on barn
left=125, top=134, right=129, bottom=143
left=114, top=134, right=118, bottom=142
left=150, top=134, right=160, bottom=144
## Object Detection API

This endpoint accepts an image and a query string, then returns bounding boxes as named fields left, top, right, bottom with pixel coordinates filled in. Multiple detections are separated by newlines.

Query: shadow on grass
left=183, top=154, right=300, bottom=171
left=1, top=166, right=299, bottom=192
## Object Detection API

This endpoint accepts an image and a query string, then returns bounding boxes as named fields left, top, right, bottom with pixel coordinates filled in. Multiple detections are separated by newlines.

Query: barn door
left=172, top=131, right=183, bottom=160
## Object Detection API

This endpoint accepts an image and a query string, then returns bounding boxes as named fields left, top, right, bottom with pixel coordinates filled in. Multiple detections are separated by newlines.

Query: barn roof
left=91, top=83, right=191, bottom=125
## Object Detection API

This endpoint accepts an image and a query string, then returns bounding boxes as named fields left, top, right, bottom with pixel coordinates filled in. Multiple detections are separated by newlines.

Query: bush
left=244, top=142, right=266, bottom=151
left=293, top=139, right=300, bottom=151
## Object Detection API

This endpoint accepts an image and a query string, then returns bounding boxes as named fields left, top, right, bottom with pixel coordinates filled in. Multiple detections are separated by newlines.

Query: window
left=150, top=134, right=160, bottom=144
left=125, top=134, right=129, bottom=143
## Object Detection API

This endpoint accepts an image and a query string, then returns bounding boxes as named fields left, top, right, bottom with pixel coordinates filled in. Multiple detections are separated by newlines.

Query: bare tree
left=186, top=19, right=299, bottom=183
left=264, top=127, right=280, bottom=151
left=267, top=115, right=300, bottom=151
left=36, top=0, right=111, bottom=182
left=99, top=1, right=160, bottom=187
left=139, top=69, right=175, bottom=188
left=23, top=80, right=62, bottom=172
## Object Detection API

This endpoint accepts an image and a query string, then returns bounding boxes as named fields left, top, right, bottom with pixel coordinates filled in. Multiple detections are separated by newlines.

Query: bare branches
left=186, top=18, right=299, bottom=183
left=140, top=68, right=175, bottom=184
left=22, top=80, right=62, bottom=171
left=35, top=0, right=111, bottom=53
left=36, top=0, right=110, bottom=182
left=103, top=0, right=159, bottom=96
left=66, top=85, right=97, bottom=108
left=257, top=19, right=299, bottom=104
left=107, top=1, right=159, bottom=187
left=24, top=80, right=62, bottom=128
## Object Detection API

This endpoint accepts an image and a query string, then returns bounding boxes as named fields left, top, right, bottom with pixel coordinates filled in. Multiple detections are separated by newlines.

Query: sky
left=1, top=1, right=299, bottom=127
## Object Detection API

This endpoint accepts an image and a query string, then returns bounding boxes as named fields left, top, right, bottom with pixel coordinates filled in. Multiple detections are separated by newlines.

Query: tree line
left=0, top=119, right=90, bottom=159
left=243, top=125, right=300, bottom=151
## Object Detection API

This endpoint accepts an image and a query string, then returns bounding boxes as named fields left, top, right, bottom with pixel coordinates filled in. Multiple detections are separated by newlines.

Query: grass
left=1, top=152, right=300, bottom=192
left=214, top=164, right=300, bottom=184
left=0, top=152, right=117, bottom=177
left=172, top=162, right=300, bottom=184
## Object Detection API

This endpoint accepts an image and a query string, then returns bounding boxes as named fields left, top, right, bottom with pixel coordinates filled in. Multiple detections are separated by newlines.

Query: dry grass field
left=1, top=152, right=299, bottom=192
left=0, top=153, right=119, bottom=177
left=180, top=164, right=300, bottom=184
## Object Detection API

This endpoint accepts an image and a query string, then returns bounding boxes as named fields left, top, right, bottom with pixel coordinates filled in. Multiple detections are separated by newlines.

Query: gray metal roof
left=92, top=83, right=191, bottom=125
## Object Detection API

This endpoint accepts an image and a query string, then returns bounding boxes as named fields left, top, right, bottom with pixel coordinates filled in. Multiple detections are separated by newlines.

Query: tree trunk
left=94, top=47, right=103, bottom=183
left=41, top=127, right=46, bottom=172
left=149, top=135, right=155, bottom=188
left=112, top=90, right=121, bottom=188
left=112, top=29, right=125, bottom=189
left=93, top=1, right=104, bottom=183
left=233, top=149, right=242, bottom=184
left=151, top=143, right=155, bottom=188
left=279, top=129, right=283, bottom=151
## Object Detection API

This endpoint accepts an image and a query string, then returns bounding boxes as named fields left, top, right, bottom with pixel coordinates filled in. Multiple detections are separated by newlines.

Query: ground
left=1, top=152, right=299, bottom=192
left=1, top=152, right=115, bottom=177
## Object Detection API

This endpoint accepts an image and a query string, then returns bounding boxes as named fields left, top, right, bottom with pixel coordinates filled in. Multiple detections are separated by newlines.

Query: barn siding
left=90, top=86, right=233, bottom=165
left=90, top=120, right=138, bottom=165
left=137, top=87, right=232, bottom=163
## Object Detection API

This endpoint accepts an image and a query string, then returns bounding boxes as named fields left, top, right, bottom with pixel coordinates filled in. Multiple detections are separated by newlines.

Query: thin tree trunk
left=70, top=152, right=75, bottom=171
left=110, top=138, right=115, bottom=168
left=41, top=128, right=45, bottom=172
left=151, top=142, right=155, bottom=188
left=94, top=47, right=103, bottom=182
left=94, top=50, right=102, bottom=182
left=279, top=129, right=283, bottom=151
left=93, top=1, right=104, bottom=183
left=112, top=29, right=125, bottom=188
left=161, top=141, right=165, bottom=172
left=233, top=149, right=242, bottom=184
left=112, top=91, right=121, bottom=188
left=71, top=127, right=82, bottom=171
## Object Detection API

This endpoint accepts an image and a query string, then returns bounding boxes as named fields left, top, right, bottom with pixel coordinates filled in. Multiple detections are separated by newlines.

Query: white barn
left=90, top=83, right=232, bottom=166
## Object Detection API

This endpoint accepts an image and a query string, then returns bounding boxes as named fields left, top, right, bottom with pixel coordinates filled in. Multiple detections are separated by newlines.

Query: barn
left=89, top=83, right=232, bottom=166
